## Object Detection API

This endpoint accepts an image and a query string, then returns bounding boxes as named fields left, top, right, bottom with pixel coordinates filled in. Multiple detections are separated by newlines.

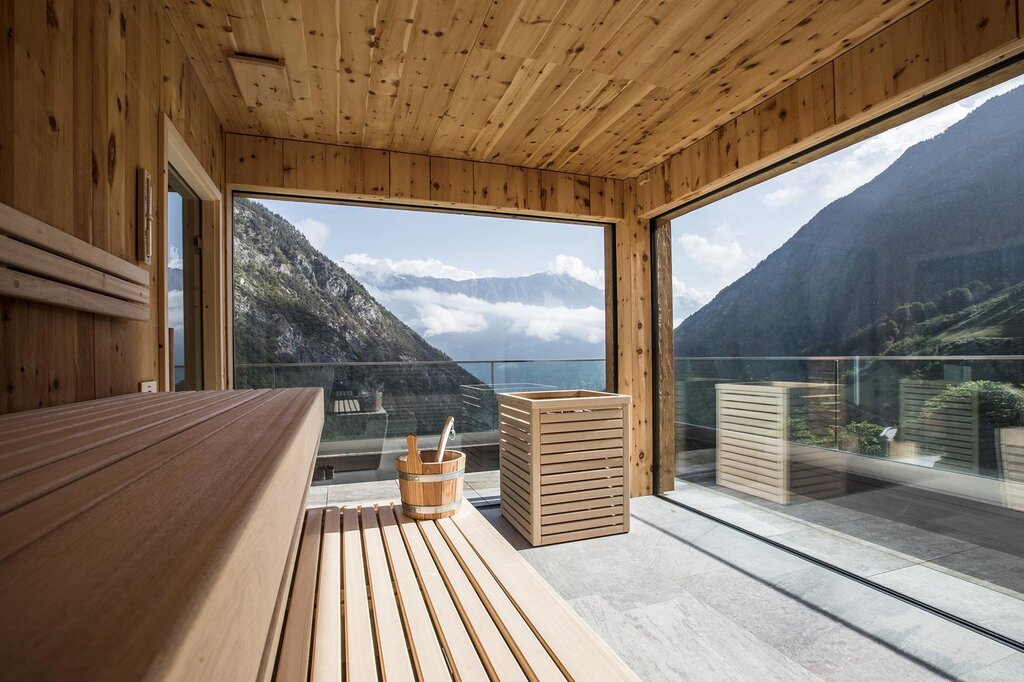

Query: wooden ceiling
left=167, top=0, right=925, bottom=179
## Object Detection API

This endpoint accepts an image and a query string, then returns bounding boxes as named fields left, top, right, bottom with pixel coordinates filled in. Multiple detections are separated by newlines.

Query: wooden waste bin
left=497, top=390, right=631, bottom=546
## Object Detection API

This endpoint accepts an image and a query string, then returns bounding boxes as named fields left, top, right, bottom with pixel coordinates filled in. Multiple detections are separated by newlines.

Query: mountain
left=233, top=199, right=478, bottom=431
left=676, top=85, right=1024, bottom=357
left=356, top=271, right=606, bottom=361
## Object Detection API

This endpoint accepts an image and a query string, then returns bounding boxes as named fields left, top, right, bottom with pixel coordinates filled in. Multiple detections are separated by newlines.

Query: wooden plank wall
left=226, top=134, right=623, bottom=221
left=642, top=0, right=1024, bottom=492
left=636, top=0, right=1024, bottom=218
left=0, top=0, right=224, bottom=413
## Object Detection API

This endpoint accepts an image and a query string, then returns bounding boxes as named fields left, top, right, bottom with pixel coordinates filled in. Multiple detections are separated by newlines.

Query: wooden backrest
left=0, top=200, right=150, bottom=320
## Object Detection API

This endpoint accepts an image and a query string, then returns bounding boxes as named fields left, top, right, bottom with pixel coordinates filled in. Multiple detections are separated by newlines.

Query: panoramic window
left=232, top=197, right=607, bottom=499
left=662, top=75, right=1024, bottom=641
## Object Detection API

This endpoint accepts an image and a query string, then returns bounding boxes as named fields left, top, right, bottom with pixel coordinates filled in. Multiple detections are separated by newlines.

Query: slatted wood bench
left=0, top=388, right=637, bottom=680
left=274, top=502, right=640, bottom=681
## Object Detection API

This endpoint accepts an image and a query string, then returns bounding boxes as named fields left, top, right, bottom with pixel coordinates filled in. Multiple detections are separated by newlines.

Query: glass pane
left=168, top=169, right=203, bottom=390
left=232, top=198, right=608, bottom=502
left=167, top=189, right=187, bottom=390
left=665, top=75, right=1024, bottom=641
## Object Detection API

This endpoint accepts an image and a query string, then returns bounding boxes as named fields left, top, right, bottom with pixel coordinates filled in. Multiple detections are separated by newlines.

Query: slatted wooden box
left=899, top=379, right=980, bottom=472
left=497, top=390, right=631, bottom=546
left=716, top=382, right=846, bottom=505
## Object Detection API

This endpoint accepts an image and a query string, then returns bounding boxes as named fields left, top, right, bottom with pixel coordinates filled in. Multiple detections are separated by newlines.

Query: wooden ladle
left=432, top=416, right=456, bottom=463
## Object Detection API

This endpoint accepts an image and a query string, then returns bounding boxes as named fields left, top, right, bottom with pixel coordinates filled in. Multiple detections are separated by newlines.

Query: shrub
left=923, top=380, right=1024, bottom=427
left=838, top=421, right=887, bottom=456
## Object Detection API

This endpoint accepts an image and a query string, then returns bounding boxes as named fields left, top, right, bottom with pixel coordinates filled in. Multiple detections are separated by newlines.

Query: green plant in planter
left=922, top=380, right=1024, bottom=474
left=838, top=421, right=887, bottom=457
left=923, top=380, right=1024, bottom=428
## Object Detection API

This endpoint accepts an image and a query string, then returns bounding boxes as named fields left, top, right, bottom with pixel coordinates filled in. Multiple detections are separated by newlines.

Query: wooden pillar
left=615, top=179, right=654, bottom=497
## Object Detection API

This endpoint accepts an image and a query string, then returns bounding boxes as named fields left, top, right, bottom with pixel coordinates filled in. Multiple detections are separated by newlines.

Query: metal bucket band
left=402, top=500, right=462, bottom=515
left=397, top=469, right=464, bottom=483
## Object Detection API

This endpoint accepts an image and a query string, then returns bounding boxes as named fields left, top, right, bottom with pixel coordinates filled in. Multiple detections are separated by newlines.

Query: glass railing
left=235, top=359, right=607, bottom=486
left=668, top=354, right=1024, bottom=645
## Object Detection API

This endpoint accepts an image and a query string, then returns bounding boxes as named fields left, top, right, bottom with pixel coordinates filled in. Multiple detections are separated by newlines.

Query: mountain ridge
left=675, top=84, right=1024, bottom=357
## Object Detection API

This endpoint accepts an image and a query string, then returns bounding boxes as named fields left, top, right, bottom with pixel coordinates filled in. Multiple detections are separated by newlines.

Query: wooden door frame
left=159, top=114, right=228, bottom=390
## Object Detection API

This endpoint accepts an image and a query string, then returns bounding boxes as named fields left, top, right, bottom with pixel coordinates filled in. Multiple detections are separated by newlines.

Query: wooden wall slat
left=0, top=0, right=224, bottom=414
left=226, top=133, right=625, bottom=222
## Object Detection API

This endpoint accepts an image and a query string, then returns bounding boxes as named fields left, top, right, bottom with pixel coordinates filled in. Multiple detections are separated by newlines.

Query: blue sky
left=669, top=74, right=1024, bottom=322
left=245, top=199, right=606, bottom=286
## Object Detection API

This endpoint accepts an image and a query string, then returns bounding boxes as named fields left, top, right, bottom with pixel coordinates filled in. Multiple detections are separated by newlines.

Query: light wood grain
left=165, top=0, right=931, bottom=179
left=341, top=506, right=377, bottom=681
left=0, top=388, right=323, bottom=680
left=278, top=503, right=637, bottom=680
left=311, top=507, right=341, bottom=682
left=1, top=0, right=224, bottom=414
left=498, top=391, right=630, bottom=546
left=226, top=133, right=625, bottom=221
left=277, top=508, right=323, bottom=681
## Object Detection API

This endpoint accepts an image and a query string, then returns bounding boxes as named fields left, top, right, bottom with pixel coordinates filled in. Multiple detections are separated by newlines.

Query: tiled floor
left=319, top=482, right=1024, bottom=680
left=666, top=480, right=1024, bottom=644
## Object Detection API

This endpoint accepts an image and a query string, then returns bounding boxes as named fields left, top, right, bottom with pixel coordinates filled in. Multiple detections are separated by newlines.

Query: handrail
left=674, top=354, right=1024, bottom=361
left=235, top=358, right=606, bottom=368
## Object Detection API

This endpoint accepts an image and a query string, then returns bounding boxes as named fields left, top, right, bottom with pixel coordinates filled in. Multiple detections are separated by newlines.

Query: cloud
left=672, top=276, right=712, bottom=304
left=810, top=75, right=1024, bottom=203
left=676, top=231, right=751, bottom=281
left=296, top=218, right=329, bottom=250
left=416, top=304, right=488, bottom=336
left=339, top=253, right=479, bottom=281
left=761, top=185, right=804, bottom=208
left=387, top=287, right=604, bottom=342
left=547, top=254, right=605, bottom=289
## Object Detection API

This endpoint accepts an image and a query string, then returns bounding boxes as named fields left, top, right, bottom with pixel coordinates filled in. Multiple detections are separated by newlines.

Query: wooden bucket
left=395, top=449, right=465, bottom=519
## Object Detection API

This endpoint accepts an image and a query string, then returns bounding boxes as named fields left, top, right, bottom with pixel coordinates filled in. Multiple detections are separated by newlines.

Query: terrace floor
left=322, top=484, right=1023, bottom=680
left=667, top=474, right=1024, bottom=647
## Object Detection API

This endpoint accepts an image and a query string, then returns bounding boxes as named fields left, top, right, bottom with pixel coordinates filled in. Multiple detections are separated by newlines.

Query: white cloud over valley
left=385, top=287, right=604, bottom=343
left=340, top=253, right=482, bottom=281
left=547, top=254, right=605, bottom=289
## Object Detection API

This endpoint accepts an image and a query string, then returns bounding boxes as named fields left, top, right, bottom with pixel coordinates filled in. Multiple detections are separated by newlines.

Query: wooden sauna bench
left=276, top=502, right=640, bottom=681
left=0, top=388, right=325, bottom=680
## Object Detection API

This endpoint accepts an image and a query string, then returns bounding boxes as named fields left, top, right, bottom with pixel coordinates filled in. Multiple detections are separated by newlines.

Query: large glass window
left=232, top=197, right=608, bottom=501
left=661, top=75, right=1024, bottom=642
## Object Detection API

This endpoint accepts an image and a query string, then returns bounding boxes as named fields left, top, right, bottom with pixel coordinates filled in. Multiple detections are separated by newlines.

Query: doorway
left=167, top=165, right=204, bottom=390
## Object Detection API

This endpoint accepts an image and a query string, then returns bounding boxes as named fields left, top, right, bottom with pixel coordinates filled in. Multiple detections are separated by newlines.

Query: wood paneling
left=616, top=180, right=654, bottom=496
left=167, top=0, right=927, bottom=179
left=638, top=0, right=1024, bottom=218
left=0, top=0, right=224, bottom=413
left=226, top=134, right=624, bottom=221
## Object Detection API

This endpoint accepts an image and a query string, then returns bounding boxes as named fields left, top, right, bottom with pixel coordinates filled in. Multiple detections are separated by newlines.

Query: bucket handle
left=405, top=434, right=422, bottom=474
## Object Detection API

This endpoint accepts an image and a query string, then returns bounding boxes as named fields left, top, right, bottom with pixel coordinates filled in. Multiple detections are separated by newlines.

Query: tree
left=942, top=287, right=972, bottom=313
left=908, top=301, right=925, bottom=323
left=891, top=304, right=912, bottom=326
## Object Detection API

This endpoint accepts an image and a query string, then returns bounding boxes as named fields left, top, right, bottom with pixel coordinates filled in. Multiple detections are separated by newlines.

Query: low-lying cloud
left=340, top=253, right=480, bottom=281
left=384, top=287, right=604, bottom=343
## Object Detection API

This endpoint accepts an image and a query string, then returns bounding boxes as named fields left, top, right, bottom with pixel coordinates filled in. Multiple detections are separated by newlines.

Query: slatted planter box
left=497, top=390, right=631, bottom=546
left=999, top=428, right=1024, bottom=512
left=899, top=379, right=980, bottom=472
left=715, top=382, right=846, bottom=505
